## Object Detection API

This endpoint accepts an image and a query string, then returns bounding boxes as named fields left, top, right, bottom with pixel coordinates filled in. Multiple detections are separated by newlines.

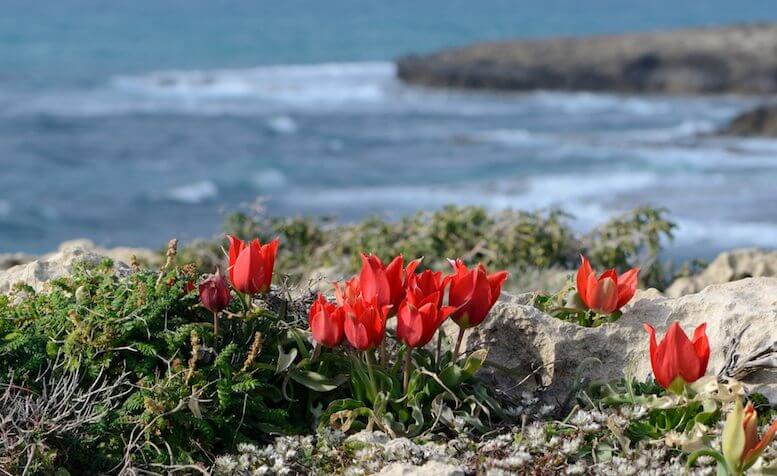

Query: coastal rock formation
left=0, top=239, right=158, bottom=272
left=719, top=104, right=777, bottom=136
left=666, top=248, right=777, bottom=297
left=455, top=278, right=777, bottom=405
left=397, top=24, right=777, bottom=94
left=0, top=246, right=130, bottom=294
left=0, top=253, right=34, bottom=271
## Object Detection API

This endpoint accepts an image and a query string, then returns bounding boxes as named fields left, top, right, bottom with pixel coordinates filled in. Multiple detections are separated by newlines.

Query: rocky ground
left=397, top=24, right=777, bottom=94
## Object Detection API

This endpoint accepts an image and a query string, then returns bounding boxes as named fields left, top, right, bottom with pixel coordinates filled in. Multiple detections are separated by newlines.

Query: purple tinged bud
left=199, top=267, right=231, bottom=313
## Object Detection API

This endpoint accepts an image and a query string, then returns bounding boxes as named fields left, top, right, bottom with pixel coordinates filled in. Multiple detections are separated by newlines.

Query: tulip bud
left=199, top=268, right=231, bottom=314
left=308, top=294, right=345, bottom=348
left=343, top=296, right=387, bottom=351
left=723, top=398, right=777, bottom=473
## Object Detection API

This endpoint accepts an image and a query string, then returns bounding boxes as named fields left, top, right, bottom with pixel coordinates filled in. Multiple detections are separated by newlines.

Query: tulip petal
left=344, top=315, right=370, bottom=350
left=449, top=265, right=475, bottom=309
left=584, top=272, right=601, bottom=310
left=616, top=268, right=640, bottom=308
left=663, top=322, right=704, bottom=386
left=227, top=235, right=246, bottom=283
left=397, top=301, right=425, bottom=348
left=487, top=270, right=509, bottom=306
left=462, top=267, right=494, bottom=327
left=692, top=323, right=711, bottom=380
left=596, top=276, right=619, bottom=314
left=384, top=254, right=405, bottom=305
left=644, top=323, right=668, bottom=388
left=743, top=418, right=777, bottom=468
left=359, top=254, right=391, bottom=308
left=743, top=403, right=760, bottom=454
left=576, top=255, right=593, bottom=307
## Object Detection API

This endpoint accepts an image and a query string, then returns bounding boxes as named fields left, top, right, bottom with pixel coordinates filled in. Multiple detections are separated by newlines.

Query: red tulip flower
left=227, top=235, right=279, bottom=294
left=397, top=292, right=455, bottom=348
left=334, top=277, right=361, bottom=308
left=308, top=294, right=345, bottom=348
left=359, top=253, right=420, bottom=313
left=576, top=255, right=639, bottom=314
left=343, top=296, right=387, bottom=351
left=199, top=267, right=231, bottom=313
left=448, top=260, right=508, bottom=329
left=405, top=269, right=449, bottom=308
left=644, top=321, right=710, bottom=391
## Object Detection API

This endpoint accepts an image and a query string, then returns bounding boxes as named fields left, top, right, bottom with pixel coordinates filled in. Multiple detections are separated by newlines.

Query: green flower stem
left=310, top=343, right=322, bottom=364
left=242, top=292, right=253, bottom=317
left=403, top=347, right=413, bottom=392
left=435, top=331, right=443, bottom=371
left=379, top=340, right=388, bottom=367
left=213, top=310, right=220, bottom=340
left=452, top=326, right=466, bottom=362
left=365, top=350, right=379, bottom=399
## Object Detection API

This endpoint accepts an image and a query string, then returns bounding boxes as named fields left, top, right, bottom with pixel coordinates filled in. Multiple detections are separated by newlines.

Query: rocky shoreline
left=397, top=23, right=777, bottom=94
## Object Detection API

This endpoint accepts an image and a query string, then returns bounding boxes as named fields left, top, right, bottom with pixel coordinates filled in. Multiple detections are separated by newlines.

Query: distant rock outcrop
left=666, top=248, right=777, bottom=297
left=397, top=24, right=777, bottom=94
left=0, top=246, right=130, bottom=294
left=0, top=239, right=158, bottom=272
left=719, top=105, right=777, bottom=137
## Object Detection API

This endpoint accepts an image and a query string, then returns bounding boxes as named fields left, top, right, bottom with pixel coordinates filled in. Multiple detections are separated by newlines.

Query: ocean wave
left=615, top=120, right=717, bottom=142
left=460, top=128, right=549, bottom=147
left=283, top=171, right=657, bottom=217
left=265, top=115, right=298, bottom=134
left=527, top=91, right=673, bottom=116
left=164, top=181, right=218, bottom=204
left=252, top=169, right=288, bottom=189
left=111, top=62, right=397, bottom=105
left=674, top=218, right=777, bottom=250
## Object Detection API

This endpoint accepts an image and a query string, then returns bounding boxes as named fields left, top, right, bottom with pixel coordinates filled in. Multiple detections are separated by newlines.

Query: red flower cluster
left=308, top=253, right=508, bottom=352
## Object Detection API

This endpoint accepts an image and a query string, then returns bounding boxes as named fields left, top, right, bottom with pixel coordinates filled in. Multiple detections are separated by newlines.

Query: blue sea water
left=3, top=0, right=777, bottom=256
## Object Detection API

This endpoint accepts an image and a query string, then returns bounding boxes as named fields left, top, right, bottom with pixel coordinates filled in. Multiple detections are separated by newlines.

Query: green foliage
left=210, top=204, right=677, bottom=291
left=0, top=262, right=336, bottom=473
left=0, top=258, right=510, bottom=473
left=318, top=343, right=507, bottom=438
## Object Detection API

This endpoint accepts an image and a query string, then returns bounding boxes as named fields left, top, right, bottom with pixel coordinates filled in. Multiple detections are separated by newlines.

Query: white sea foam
left=112, top=62, right=397, bottom=105
left=252, top=169, right=288, bottom=189
left=165, top=181, right=218, bottom=204
left=527, top=91, right=672, bottom=116
left=614, top=120, right=717, bottom=142
left=465, top=128, right=549, bottom=147
left=265, top=115, right=298, bottom=134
